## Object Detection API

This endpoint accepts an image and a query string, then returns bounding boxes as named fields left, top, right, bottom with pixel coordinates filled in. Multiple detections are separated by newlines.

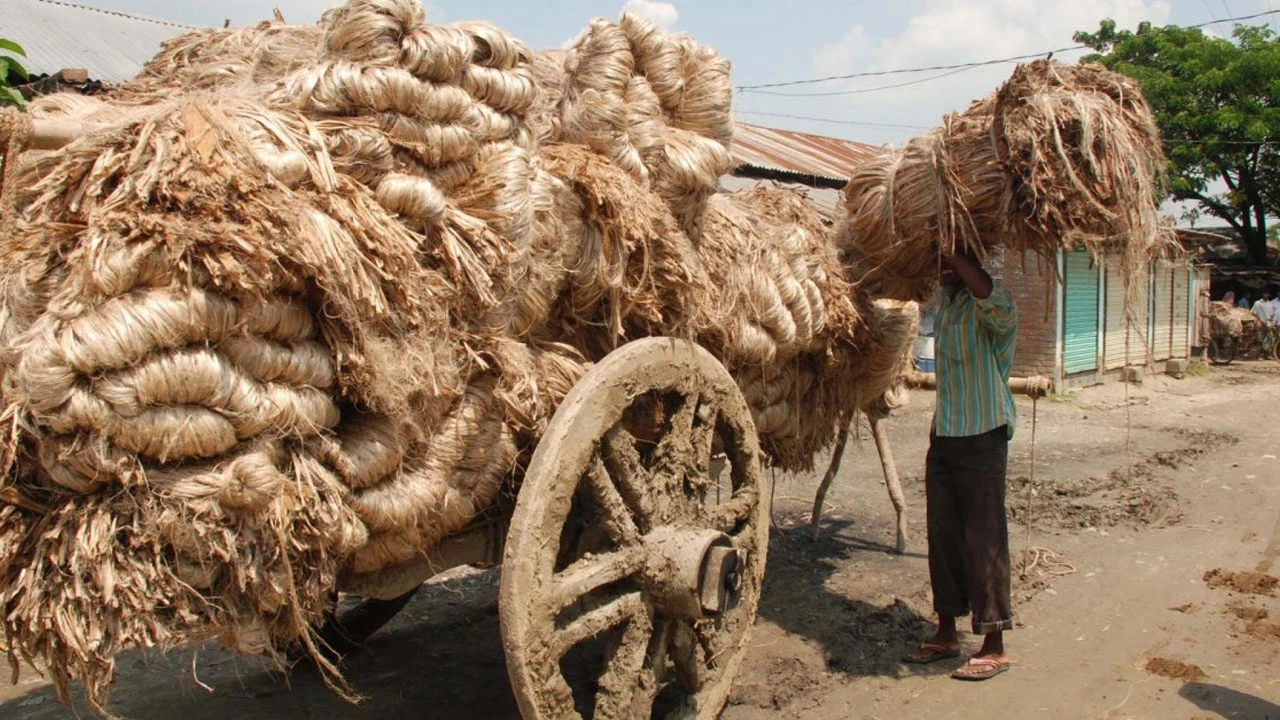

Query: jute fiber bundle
left=1206, top=300, right=1254, bottom=339
left=838, top=60, right=1170, bottom=302
left=530, top=143, right=710, bottom=357
left=0, top=95, right=478, bottom=709
left=268, top=3, right=541, bottom=319
left=691, top=188, right=919, bottom=471
left=548, top=13, right=734, bottom=241
left=118, top=21, right=323, bottom=97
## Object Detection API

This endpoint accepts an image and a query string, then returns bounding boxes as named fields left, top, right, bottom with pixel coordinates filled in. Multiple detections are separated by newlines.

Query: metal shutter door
left=1103, top=257, right=1128, bottom=369
left=1063, top=251, right=1100, bottom=374
left=1152, top=261, right=1173, bottom=361
left=1172, top=264, right=1190, bottom=358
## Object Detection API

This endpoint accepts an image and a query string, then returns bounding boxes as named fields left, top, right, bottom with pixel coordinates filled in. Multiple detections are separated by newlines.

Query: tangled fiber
left=838, top=60, right=1171, bottom=302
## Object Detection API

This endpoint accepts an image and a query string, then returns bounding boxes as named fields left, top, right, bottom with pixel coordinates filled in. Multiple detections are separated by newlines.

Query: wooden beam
left=905, top=371, right=1052, bottom=398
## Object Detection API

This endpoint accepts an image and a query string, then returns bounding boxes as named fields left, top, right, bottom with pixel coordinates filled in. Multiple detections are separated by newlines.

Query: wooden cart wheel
left=1208, top=336, right=1236, bottom=365
left=500, top=337, right=770, bottom=720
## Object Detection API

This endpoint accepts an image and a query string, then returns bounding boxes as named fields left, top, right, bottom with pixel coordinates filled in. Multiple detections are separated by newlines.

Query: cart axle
left=642, top=527, right=741, bottom=618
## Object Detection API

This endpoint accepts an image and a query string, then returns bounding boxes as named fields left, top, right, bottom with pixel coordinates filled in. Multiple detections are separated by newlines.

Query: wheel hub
left=642, top=527, right=742, bottom=618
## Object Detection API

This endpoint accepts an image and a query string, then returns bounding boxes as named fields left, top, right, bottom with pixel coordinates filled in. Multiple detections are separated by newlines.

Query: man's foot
left=903, top=640, right=961, bottom=664
left=950, top=655, right=1010, bottom=680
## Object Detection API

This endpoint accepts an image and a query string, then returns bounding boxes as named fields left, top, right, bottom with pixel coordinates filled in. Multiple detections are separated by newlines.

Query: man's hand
left=942, top=251, right=994, bottom=300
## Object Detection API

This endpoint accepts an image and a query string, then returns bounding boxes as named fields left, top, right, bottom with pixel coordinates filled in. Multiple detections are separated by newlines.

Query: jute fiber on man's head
left=839, top=60, right=1170, bottom=302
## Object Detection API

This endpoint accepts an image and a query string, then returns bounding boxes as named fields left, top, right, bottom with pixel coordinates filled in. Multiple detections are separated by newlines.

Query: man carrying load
left=903, top=249, right=1017, bottom=681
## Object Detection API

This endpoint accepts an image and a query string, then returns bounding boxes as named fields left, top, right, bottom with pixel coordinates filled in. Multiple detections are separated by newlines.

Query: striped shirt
left=933, top=280, right=1018, bottom=439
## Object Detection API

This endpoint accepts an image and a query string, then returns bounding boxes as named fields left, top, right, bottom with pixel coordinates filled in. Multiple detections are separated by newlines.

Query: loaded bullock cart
left=0, top=1, right=1167, bottom=717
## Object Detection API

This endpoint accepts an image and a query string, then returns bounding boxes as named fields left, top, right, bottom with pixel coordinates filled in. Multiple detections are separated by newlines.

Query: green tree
left=1074, top=19, right=1280, bottom=265
left=0, top=36, right=28, bottom=107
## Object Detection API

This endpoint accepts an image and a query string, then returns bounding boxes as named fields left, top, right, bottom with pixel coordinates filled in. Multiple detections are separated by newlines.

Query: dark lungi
left=925, top=425, right=1014, bottom=634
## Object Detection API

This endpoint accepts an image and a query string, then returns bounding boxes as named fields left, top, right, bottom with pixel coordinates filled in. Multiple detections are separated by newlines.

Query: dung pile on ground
left=1145, top=657, right=1207, bottom=682
left=1204, top=569, right=1279, bottom=597
left=838, top=60, right=1171, bottom=301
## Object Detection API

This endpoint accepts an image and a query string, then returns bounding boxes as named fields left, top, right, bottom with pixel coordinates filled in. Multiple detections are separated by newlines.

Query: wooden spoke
left=655, top=392, right=698, bottom=463
left=593, top=605, right=656, bottom=720
left=586, top=457, right=641, bottom=546
left=554, top=591, right=648, bottom=659
left=688, top=403, right=718, bottom=482
left=551, top=546, right=646, bottom=613
left=670, top=619, right=706, bottom=692
left=650, top=395, right=698, bottom=505
left=628, top=617, right=675, bottom=719
left=708, top=491, right=757, bottom=534
left=605, top=426, right=659, bottom=526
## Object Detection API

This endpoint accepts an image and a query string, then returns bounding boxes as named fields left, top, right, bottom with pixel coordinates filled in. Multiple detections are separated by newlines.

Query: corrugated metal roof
left=730, top=122, right=884, bottom=185
left=0, top=0, right=197, bottom=83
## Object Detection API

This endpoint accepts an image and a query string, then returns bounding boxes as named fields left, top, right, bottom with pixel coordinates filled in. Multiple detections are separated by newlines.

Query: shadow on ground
left=1180, top=682, right=1280, bottom=720
left=0, top=515, right=944, bottom=719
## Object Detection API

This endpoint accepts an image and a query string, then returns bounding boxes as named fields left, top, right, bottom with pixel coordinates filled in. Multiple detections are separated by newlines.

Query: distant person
left=1238, top=293, right=1252, bottom=309
left=1221, top=291, right=1236, bottom=307
left=1252, top=290, right=1276, bottom=326
left=903, top=248, right=1016, bottom=681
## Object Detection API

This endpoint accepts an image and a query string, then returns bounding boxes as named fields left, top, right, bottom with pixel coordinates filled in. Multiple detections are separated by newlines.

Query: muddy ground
left=3, top=361, right=1279, bottom=719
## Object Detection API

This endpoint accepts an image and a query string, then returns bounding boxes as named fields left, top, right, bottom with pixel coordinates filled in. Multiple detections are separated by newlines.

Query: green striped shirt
left=933, top=280, right=1018, bottom=439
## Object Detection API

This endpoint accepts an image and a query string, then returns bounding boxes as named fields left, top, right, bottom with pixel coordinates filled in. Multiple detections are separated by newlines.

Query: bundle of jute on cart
left=1206, top=300, right=1255, bottom=339
left=838, top=59, right=1171, bottom=302
left=0, top=0, right=920, bottom=711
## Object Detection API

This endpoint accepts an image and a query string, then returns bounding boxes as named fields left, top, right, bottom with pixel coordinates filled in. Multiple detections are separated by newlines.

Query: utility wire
left=735, top=110, right=928, bottom=130
left=734, top=8, right=1280, bottom=91
left=743, top=64, right=997, bottom=98
left=735, top=108, right=1280, bottom=147
left=737, top=46, right=1083, bottom=91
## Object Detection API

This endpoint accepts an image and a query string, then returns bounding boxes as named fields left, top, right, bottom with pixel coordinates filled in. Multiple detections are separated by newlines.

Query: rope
left=1022, top=546, right=1076, bottom=577
left=1020, top=394, right=1039, bottom=575
left=1018, top=393, right=1075, bottom=580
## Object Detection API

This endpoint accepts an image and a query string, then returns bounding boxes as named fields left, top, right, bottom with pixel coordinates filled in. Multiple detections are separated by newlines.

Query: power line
left=742, top=62, right=1030, bottom=98
left=734, top=8, right=1280, bottom=92
left=735, top=110, right=927, bottom=130
left=737, top=108, right=1280, bottom=147
left=736, top=46, right=1082, bottom=91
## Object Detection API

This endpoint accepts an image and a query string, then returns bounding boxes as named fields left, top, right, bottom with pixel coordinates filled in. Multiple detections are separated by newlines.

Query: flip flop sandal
left=951, top=656, right=1010, bottom=681
left=903, top=641, right=961, bottom=664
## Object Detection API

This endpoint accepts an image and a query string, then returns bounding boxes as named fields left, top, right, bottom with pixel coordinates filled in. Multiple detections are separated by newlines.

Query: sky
left=20, top=0, right=1280, bottom=146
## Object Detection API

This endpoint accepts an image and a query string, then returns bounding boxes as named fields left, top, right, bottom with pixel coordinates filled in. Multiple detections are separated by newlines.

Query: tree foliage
left=1074, top=19, right=1280, bottom=264
left=0, top=36, right=28, bottom=107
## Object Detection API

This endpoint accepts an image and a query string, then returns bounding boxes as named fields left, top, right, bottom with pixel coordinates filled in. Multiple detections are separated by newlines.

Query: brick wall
left=987, top=249, right=1060, bottom=379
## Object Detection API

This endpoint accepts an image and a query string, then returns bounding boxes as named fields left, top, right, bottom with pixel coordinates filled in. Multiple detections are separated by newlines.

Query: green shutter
left=1063, top=251, right=1100, bottom=374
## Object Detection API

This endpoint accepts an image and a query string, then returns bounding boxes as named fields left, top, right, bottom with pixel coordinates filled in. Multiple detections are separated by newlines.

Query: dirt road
left=3, top=362, right=1279, bottom=720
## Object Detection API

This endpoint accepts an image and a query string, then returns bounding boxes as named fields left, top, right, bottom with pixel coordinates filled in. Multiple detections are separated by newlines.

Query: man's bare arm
left=943, top=252, right=993, bottom=299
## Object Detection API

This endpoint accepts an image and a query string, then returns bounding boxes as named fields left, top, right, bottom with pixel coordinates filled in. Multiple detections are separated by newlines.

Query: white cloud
left=621, top=0, right=679, bottom=29
left=806, top=0, right=1172, bottom=134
